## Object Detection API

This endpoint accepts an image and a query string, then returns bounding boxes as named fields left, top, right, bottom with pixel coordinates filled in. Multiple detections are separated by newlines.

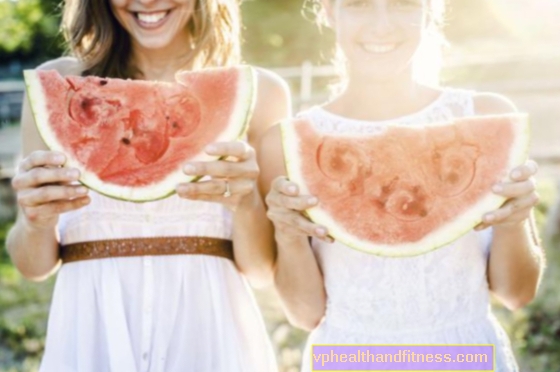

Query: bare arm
left=474, top=93, right=545, bottom=310
left=231, top=69, right=293, bottom=288
left=7, top=57, right=90, bottom=281
left=176, top=68, right=291, bottom=288
left=258, top=124, right=329, bottom=330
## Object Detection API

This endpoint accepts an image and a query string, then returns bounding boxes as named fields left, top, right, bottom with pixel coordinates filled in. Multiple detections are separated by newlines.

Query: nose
left=367, top=3, right=396, bottom=35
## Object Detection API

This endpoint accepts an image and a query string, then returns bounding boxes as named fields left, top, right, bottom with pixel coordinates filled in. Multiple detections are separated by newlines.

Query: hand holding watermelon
left=177, top=141, right=259, bottom=211
left=476, top=160, right=540, bottom=231
left=265, top=176, right=334, bottom=243
left=11, top=150, right=90, bottom=229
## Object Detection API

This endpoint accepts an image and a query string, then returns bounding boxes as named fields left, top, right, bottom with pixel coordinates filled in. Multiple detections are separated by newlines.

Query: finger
left=482, top=193, right=540, bottom=224
left=12, top=167, right=80, bottom=190
left=268, top=209, right=330, bottom=240
left=509, top=160, right=538, bottom=182
left=19, top=151, right=66, bottom=172
left=268, top=193, right=318, bottom=211
left=176, top=179, right=253, bottom=197
left=25, top=196, right=91, bottom=220
left=492, top=178, right=536, bottom=198
left=271, top=176, right=299, bottom=196
left=205, top=141, right=254, bottom=161
left=183, top=159, right=257, bottom=179
left=474, top=222, right=489, bottom=231
left=19, top=185, right=89, bottom=207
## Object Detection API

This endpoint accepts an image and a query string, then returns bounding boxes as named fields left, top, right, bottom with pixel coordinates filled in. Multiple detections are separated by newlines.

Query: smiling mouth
left=360, top=43, right=398, bottom=54
left=133, top=10, right=172, bottom=29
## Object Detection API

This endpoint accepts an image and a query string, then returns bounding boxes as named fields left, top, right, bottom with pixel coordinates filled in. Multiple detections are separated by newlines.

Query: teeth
left=361, top=44, right=397, bottom=54
left=137, top=11, right=167, bottom=24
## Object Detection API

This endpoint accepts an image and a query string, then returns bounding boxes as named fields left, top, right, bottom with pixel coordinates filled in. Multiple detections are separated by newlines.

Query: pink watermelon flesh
left=36, top=70, right=236, bottom=186
left=283, top=114, right=529, bottom=255
left=26, top=67, right=253, bottom=199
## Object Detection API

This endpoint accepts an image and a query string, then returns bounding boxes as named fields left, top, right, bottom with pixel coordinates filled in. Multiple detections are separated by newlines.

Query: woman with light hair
left=259, top=1, right=545, bottom=371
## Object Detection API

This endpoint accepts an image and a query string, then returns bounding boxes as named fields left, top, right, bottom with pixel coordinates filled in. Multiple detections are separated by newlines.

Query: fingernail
left=54, top=154, right=65, bottom=164
left=492, top=185, right=503, bottom=193
left=76, top=186, right=87, bottom=194
left=511, top=170, right=521, bottom=179
left=205, top=145, right=217, bottom=154
left=315, top=227, right=326, bottom=236
left=529, top=162, right=538, bottom=173
left=183, top=164, right=196, bottom=174
left=66, top=169, right=78, bottom=179
left=308, top=197, right=318, bottom=205
left=485, top=214, right=495, bottom=222
left=287, top=186, right=297, bottom=194
left=178, top=185, right=190, bottom=194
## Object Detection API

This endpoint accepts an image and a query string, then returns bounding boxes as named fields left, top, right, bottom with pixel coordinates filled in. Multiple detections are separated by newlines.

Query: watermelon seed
left=99, top=80, right=108, bottom=86
left=172, top=122, right=178, bottom=128
left=121, top=138, right=131, bottom=145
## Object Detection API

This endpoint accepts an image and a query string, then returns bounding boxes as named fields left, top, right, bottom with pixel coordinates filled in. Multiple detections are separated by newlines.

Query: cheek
left=335, top=14, right=363, bottom=42
left=401, top=14, right=425, bottom=44
left=110, top=0, right=128, bottom=9
left=401, top=11, right=425, bottom=27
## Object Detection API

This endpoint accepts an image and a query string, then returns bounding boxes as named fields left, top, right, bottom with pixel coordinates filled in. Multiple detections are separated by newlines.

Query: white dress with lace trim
left=298, top=89, right=519, bottom=372
left=39, top=188, right=276, bottom=372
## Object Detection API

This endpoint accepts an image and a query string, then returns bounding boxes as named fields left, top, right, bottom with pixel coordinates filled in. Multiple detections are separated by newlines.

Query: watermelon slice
left=23, top=66, right=255, bottom=202
left=281, top=114, right=530, bottom=257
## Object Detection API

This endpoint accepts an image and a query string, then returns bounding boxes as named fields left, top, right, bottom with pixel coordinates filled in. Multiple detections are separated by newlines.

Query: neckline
left=313, top=89, right=451, bottom=125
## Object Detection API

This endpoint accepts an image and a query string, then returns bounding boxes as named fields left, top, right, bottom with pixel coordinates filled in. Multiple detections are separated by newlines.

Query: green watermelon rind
left=281, top=113, right=530, bottom=257
left=24, top=66, right=256, bottom=202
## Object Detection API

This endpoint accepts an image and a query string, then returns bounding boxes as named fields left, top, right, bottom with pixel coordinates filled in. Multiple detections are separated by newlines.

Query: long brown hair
left=62, top=0, right=241, bottom=79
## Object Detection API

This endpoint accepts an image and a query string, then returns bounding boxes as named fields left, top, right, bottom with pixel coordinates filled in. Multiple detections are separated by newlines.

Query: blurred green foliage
left=241, top=0, right=335, bottom=67
left=0, top=223, right=53, bottom=371
left=0, top=0, right=64, bottom=64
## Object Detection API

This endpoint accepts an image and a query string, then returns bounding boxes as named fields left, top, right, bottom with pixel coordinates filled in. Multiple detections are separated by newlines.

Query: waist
left=59, top=236, right=234, bottom=264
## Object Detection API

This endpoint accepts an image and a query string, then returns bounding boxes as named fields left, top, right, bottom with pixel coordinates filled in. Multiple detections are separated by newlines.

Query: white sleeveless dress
left=298, top=89, right=519, bottom=372
left=40, top=191, right=277, bottom=372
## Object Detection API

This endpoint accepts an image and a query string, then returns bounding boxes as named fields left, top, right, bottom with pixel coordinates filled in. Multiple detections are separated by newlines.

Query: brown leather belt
left=59, top=237, right=234, bottom=264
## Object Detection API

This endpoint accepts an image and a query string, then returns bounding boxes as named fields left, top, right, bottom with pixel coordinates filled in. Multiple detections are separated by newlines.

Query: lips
left=132, top=10, right=171, bottom=29
left=360, top=43, right=398, bottom=54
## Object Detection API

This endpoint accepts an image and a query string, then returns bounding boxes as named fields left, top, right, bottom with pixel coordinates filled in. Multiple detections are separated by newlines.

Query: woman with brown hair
left=7, top=0, right=290, bottom=371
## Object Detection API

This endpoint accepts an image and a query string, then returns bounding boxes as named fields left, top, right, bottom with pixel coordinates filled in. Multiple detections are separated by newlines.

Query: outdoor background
left=1, top=0, right=560, bottom=371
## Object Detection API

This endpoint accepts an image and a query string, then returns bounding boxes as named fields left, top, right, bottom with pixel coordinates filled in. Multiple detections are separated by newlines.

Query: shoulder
left=36, top=56, right=83, bottom=76
left=254, top=67, right=291, bottom=101
left=472, top=91, right=518, bottom=115
left=259, top=122, right=283, bottom=152
left=248, top=67, right=292, bottom=144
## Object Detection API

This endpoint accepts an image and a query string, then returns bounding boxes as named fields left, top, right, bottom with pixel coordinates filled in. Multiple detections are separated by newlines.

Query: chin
left=349, top=63, right=412, bottom=83
left=132, top=34, right=175, bottom=50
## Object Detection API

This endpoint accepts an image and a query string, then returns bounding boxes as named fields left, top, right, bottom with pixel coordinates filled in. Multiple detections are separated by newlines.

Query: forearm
left=488, top=218, right=544, bottom=310
left=6, top=216, right=60, bottom=281
left=274, top=234, right=326, bottom=331
left=232, top=190, right=276, bottom=288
